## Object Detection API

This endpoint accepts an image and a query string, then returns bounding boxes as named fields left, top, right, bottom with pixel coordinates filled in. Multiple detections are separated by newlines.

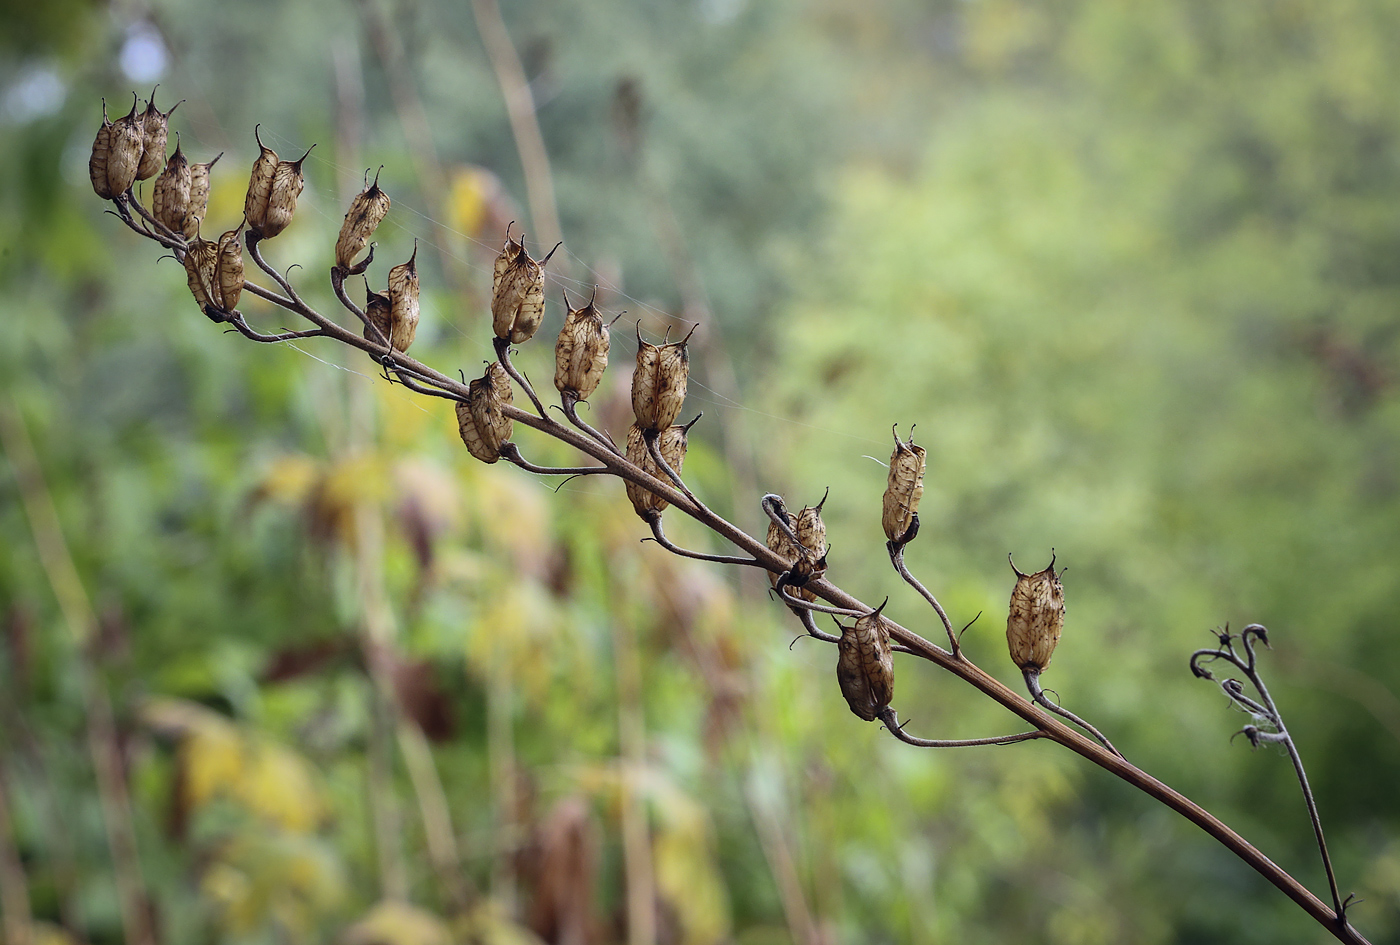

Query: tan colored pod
left=491, top=230, right=548, bottom=344
left=455, top=363, right=514, bottom=463
left=765, top=498, right=816, bottom=601
left=1006, top=555, right=1064, bottom=674
left=836, top=605, right=895, bottom=722
left=630, top=324, right=694, bottom=433
left=259, top=144, right=314, bottom=238
left=795, top=489, right=828, bottom=565
left=136, top=88, right=181, bottom=182
left=243, top=125, right=278, bottom=233
left=362, top=283, right=393, bottom=348
left=624, top=421, right=690, bottom=519
left=881, top=426, right=926, bottom=545
left=335, top=168, right=391, bottom=270
left=89, top=95, right=144, bottom=199
left=182, top=231, right=220, bottom=318
left=185, top=152, right=222, bottom=241
left=214, top=223, right=245, bottom=313
left=554, top=290, right=611, bottom=401
left=152, top=135, right=191, bottom=236
left=386, top=243, right=420, bottom=353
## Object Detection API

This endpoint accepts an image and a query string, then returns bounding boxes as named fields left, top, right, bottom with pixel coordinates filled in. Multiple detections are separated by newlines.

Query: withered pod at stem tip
left=335, top=167, right=391, bottom=270
left=386, top=242, right=420, bottom=353
left=456, top=362, right=514, bottom=464
left=631, top=323, right=695, bottom=433
left=624, top=420, right=693, bottom=520
left=492, top=228, right=552, bottom=345
left=1006, top=554, right=1064, bottom=674
left=836, top=602, right=895, bottom=722
left=244, top=126, right=314, bottom=238
left=136, top=87, right=181, bottom=182
left=554, top=289, right=611, bottom=402
left=89, top=94, right=144, bottom=200
left=882, top=425, right=926, bottom=545
left=186, top=151, right=222, bottom=241
left=152, top=134, right=191, bottom=236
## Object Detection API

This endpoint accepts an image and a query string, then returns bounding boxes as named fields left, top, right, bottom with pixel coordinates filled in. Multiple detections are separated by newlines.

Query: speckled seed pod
left=214, top=224, right=245, bottom=313
left=152, top=135, right=191, bottom=236
left=182, top=232, right=220, bottom=318
left=765, top=500, right=816, bottom=602
left=243, top=126, right=278, bottom=233
left=89, top=95, right=144, bottom=200
left=258, top=145, right=314, bottom=238
left=185, top=152, right=222, bottom=240
left=631, top=325, right=694, bottom=433
left=362, top=284, right=393, bottom=348
left=455, top=363, right=514, bottom=464
left=386, top=244, right=420, bottom=353
left=623, top=422, right=689, bottom=519
left=554, top=291, right=610, bottom=401
left=1006, top=556, right=1064, bottom=674
left=136, top=89, right=180, bottom=182
left=491, top=231, right=547, bottom=344
left=335, top=169, right=391, bottom=270
left=881, top=426, right=926, bottom=545
left=795, top=491, right=828, bottom=566
left=836, top=605, right=895, bottom=722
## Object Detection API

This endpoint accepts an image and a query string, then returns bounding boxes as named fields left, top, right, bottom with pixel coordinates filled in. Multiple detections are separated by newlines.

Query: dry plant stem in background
left=91, top=109, right=1371, bottom=944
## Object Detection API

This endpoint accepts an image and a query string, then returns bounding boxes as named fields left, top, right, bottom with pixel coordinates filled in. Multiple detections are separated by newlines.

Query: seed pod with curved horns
left=214, top=223, right=245, bottom=313
left=624, top=419, right=693, bottom=519
left=882, top=426, right=926, bottom=545
left=631, top=324, right=695, bottom=433
left=259, top=144, right=314, bottom=238
left=335, top=168, right=391, bottom=270
left=183, top=231, right=221, bottom=320
left=152, top=135, right=191, bottom=236
left=184, top=152, right=222, bottom=240
left=386, top=243, right=420, bottom=353
left=136, top=88, right=181, bottom=182
left=554, top=290, right=611, bottom=401
left=243, top=125, right=278, bottom=233
left=491, top=229, right=549, bottom=344
left=795, top=489, right=829, bottom=568
left=1006, top=555, right=1064, bottom=674
left=836, top=603, right=895, bottom=722
left=89, top=95, right=144, bottom=200
left=362, top=282, right=393, bottom=348
left=455, top=363, right=514, bottom=463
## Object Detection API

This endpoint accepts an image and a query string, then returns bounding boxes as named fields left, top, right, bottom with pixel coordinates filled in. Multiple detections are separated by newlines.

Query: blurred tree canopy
left=1, top=1, right=1399, bottom=944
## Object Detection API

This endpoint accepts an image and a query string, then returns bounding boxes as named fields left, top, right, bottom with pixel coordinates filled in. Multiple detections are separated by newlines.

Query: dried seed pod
left=1006, top=555, right=1064, bottom=674
left=335, top=168, right=391, bottom=270
left=362, top=282, right=393, bottom=348
left=455, top=363, right=514, bottom=463
left=182, top=231, right=221, bottom=319
left=765, top=498, right=816, bottom=601
left=795, top=489, right=829, bottom=567
left=836, top=604, right=895, bottom=722
left=152, top=134, right=192, bottom=236
left=554, top=290, right=611, bottom=401
left=491, top=230, right=548, bottom=344
left=623, top=421, right=691, bottom=519
left=136, top=88, right=181, bottom=182
left=259, top=144, right=314, bottom=238
left=214, top=223, right=245, bottom=313
left=881, top=426, right=926, bottom=545
left=386, top=243, right=420, bottom=353
left=185, top=152, right=222, bottom=240
left=243, top=125, right=279, bottom=233
left=631, top=324, right=695, bottom=433
left=89, top=95, right=144, bottom=200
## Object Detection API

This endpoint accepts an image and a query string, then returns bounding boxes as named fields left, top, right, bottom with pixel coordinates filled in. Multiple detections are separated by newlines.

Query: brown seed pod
left=554, top=289, right=611, bottom=402
left=335, top=168, right=391, bottom=270
left=362, top=282, right=393, bottom=348
left=386, top=243, right=420, bottom=353
left=623, top=421, right=692, bottom=519
left=136, top=88, right=181, bottom=182
left=455, top=363, right=514, bottom=463
left=795, top=489, right=829, bottom=568
left=182, top=231, right=220, bottom=319
left=630, top=324, right=695, bottom=433
left=185, top=152, right=222, bottom=240
left=243, top=125, right=279, bottom=233
left=882, top=425, right=926, bottom=545
left=1006, top=555, right=1064, bottom=674
left=214, top=223, right=245, bottom=313
left=152, top=134, right=192, bottom=236
left=89, top=95, right=144, bottom=200
left=259, top=144, right=314, bottom=239
left=491, top=229, right=549, bottom=344
left=836, top=603, right=895, bottom=722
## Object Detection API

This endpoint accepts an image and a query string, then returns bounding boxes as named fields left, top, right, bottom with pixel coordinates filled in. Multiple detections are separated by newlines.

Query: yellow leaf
left=340, top=900, right=453, bottom=945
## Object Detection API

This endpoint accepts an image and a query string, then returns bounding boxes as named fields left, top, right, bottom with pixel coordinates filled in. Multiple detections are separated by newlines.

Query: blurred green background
left=2, top=0, right=1400, bottom=942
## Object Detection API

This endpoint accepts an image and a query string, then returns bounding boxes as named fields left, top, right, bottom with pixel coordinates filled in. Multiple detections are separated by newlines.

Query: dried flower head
left=89, top=94, right=144, bottom=200
left=335, top=168, right=391, bottom=270
left=386, top=243, right=420, bottom=353
left=836, top=603, right=895, bottom=722
left=554, top=290, right=612, bottom=402
left=152, top=134, right=191, bottom=236
left=631, top=324, right=695, bottom=433
left=1006, top=554, right=1064, bottom=674
left=136, top=88, right=181, bottom=182
left=455, top=362, right=514, bottom=464
left=624, top=420, right=693, bottom=519
left=185, top=152, right=222, bottom=241
left=882, top=425, right=926, bottom=545
left=491, top=229, right=551, bottom=344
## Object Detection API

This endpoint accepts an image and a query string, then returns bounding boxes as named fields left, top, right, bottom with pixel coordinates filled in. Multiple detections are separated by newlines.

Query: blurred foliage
left=1, top=1, right=1399, bottom=944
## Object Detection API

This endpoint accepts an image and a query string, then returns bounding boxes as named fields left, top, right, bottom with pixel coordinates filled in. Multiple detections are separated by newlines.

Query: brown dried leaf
left=335, top=168, right=391, bottom=269
left=836, top=606, right=894, bottom=721
left=1006, top=556, right=1064, bottom=673
left=881, top=426, right=926, bottom=544
left=554, top=291, right=610, bottom=401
